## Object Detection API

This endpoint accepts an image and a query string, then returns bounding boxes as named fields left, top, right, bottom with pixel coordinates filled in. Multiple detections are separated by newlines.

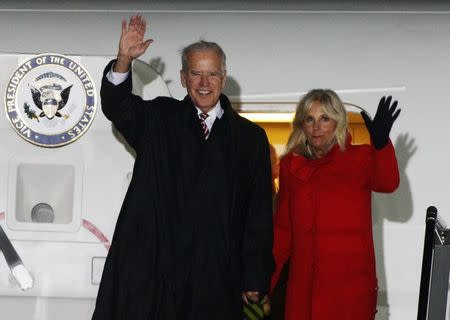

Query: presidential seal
left=4, top=53, right=97, bottom=147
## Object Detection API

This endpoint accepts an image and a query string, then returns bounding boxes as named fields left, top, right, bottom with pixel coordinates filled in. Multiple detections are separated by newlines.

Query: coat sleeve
left=368, top=139, right=400, bottom=193
left=101, top=60, right=153, bottom=152
left=241, top=129, right=275, bottom=293
left=270, top=155, right=292, bottom=291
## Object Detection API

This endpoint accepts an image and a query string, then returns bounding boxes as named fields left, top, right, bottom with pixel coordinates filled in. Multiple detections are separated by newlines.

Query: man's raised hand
left=114, top=14, right=153, bottom=72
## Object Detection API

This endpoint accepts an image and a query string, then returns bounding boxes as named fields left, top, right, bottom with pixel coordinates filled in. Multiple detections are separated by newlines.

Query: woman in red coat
left=271, top=89, right=400, bottom=320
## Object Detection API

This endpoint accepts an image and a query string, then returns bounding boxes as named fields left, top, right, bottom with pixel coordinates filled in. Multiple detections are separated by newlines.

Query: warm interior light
left=238, top=112, right=294, bottom=123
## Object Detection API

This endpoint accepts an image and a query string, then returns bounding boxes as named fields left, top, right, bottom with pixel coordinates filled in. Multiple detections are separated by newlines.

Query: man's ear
left=180, top=69, right=187, bottom=88
left=221, top=70, right=227, bottom=90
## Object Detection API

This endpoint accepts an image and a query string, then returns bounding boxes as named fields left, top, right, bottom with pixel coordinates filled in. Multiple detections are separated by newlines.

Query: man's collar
left=195, top=101, right=224, bottom=119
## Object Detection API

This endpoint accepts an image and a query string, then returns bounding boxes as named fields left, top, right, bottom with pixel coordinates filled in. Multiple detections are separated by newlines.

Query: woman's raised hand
left=361, top=96, right=401, bottom=150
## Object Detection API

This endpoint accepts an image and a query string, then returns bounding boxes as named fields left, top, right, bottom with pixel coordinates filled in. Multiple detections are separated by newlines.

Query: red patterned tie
left=199, top=112, right=209, bottom=139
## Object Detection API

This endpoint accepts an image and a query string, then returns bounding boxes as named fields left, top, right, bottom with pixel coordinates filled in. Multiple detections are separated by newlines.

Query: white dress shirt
left=106, top=66, right=129, bottom=85
left=195, top=102, right=224, bottom=134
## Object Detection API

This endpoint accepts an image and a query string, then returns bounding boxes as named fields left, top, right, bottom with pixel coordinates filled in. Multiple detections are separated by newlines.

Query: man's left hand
left=242, top=291, right=260, bottom=304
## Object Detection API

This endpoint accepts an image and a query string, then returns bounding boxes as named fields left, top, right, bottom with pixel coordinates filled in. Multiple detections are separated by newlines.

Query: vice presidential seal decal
left=4, top=53, right=97, bottom=147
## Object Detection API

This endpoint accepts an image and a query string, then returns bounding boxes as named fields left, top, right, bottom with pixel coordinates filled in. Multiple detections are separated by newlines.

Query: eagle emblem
left=28, top=72, right=72, bottom=119
left=5, top=53, right=97, bottom=147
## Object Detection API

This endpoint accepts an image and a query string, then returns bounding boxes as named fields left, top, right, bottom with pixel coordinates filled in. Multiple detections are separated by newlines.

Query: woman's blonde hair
left=285, top=89, right=348, bottom=157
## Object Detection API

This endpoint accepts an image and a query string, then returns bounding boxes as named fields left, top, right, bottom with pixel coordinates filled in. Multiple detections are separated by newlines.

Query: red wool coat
left=271, top=139, right=399, bottom=320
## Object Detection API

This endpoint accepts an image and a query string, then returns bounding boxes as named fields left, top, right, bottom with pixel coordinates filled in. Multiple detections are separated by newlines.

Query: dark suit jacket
left=92, top=60, right=274, bottom=320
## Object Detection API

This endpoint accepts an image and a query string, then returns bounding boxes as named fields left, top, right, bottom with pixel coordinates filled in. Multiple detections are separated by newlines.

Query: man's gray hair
left=180, top=40, right=227, bottom=72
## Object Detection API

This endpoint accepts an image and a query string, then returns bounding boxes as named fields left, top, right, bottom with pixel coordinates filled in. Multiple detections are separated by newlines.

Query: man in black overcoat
left=92, top=15, right=274, bottom=320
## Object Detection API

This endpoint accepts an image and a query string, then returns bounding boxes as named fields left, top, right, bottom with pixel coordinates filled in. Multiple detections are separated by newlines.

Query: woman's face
left=303, top=101, right=337, bottom=158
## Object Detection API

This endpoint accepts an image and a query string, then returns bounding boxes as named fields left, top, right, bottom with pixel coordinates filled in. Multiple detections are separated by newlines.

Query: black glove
left=361, top=96, right=401, bottom=150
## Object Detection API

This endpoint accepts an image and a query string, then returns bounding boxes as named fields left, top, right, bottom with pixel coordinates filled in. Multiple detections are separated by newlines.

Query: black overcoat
left=92, top=61, right=274, bottom=320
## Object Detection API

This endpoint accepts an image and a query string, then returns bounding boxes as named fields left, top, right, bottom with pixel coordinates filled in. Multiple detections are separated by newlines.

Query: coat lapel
left=220, top=94, right=239, bottom=217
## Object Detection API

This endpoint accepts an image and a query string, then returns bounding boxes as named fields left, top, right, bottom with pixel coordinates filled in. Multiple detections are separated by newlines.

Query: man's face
left=180, top=50, right=226, bottom=113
